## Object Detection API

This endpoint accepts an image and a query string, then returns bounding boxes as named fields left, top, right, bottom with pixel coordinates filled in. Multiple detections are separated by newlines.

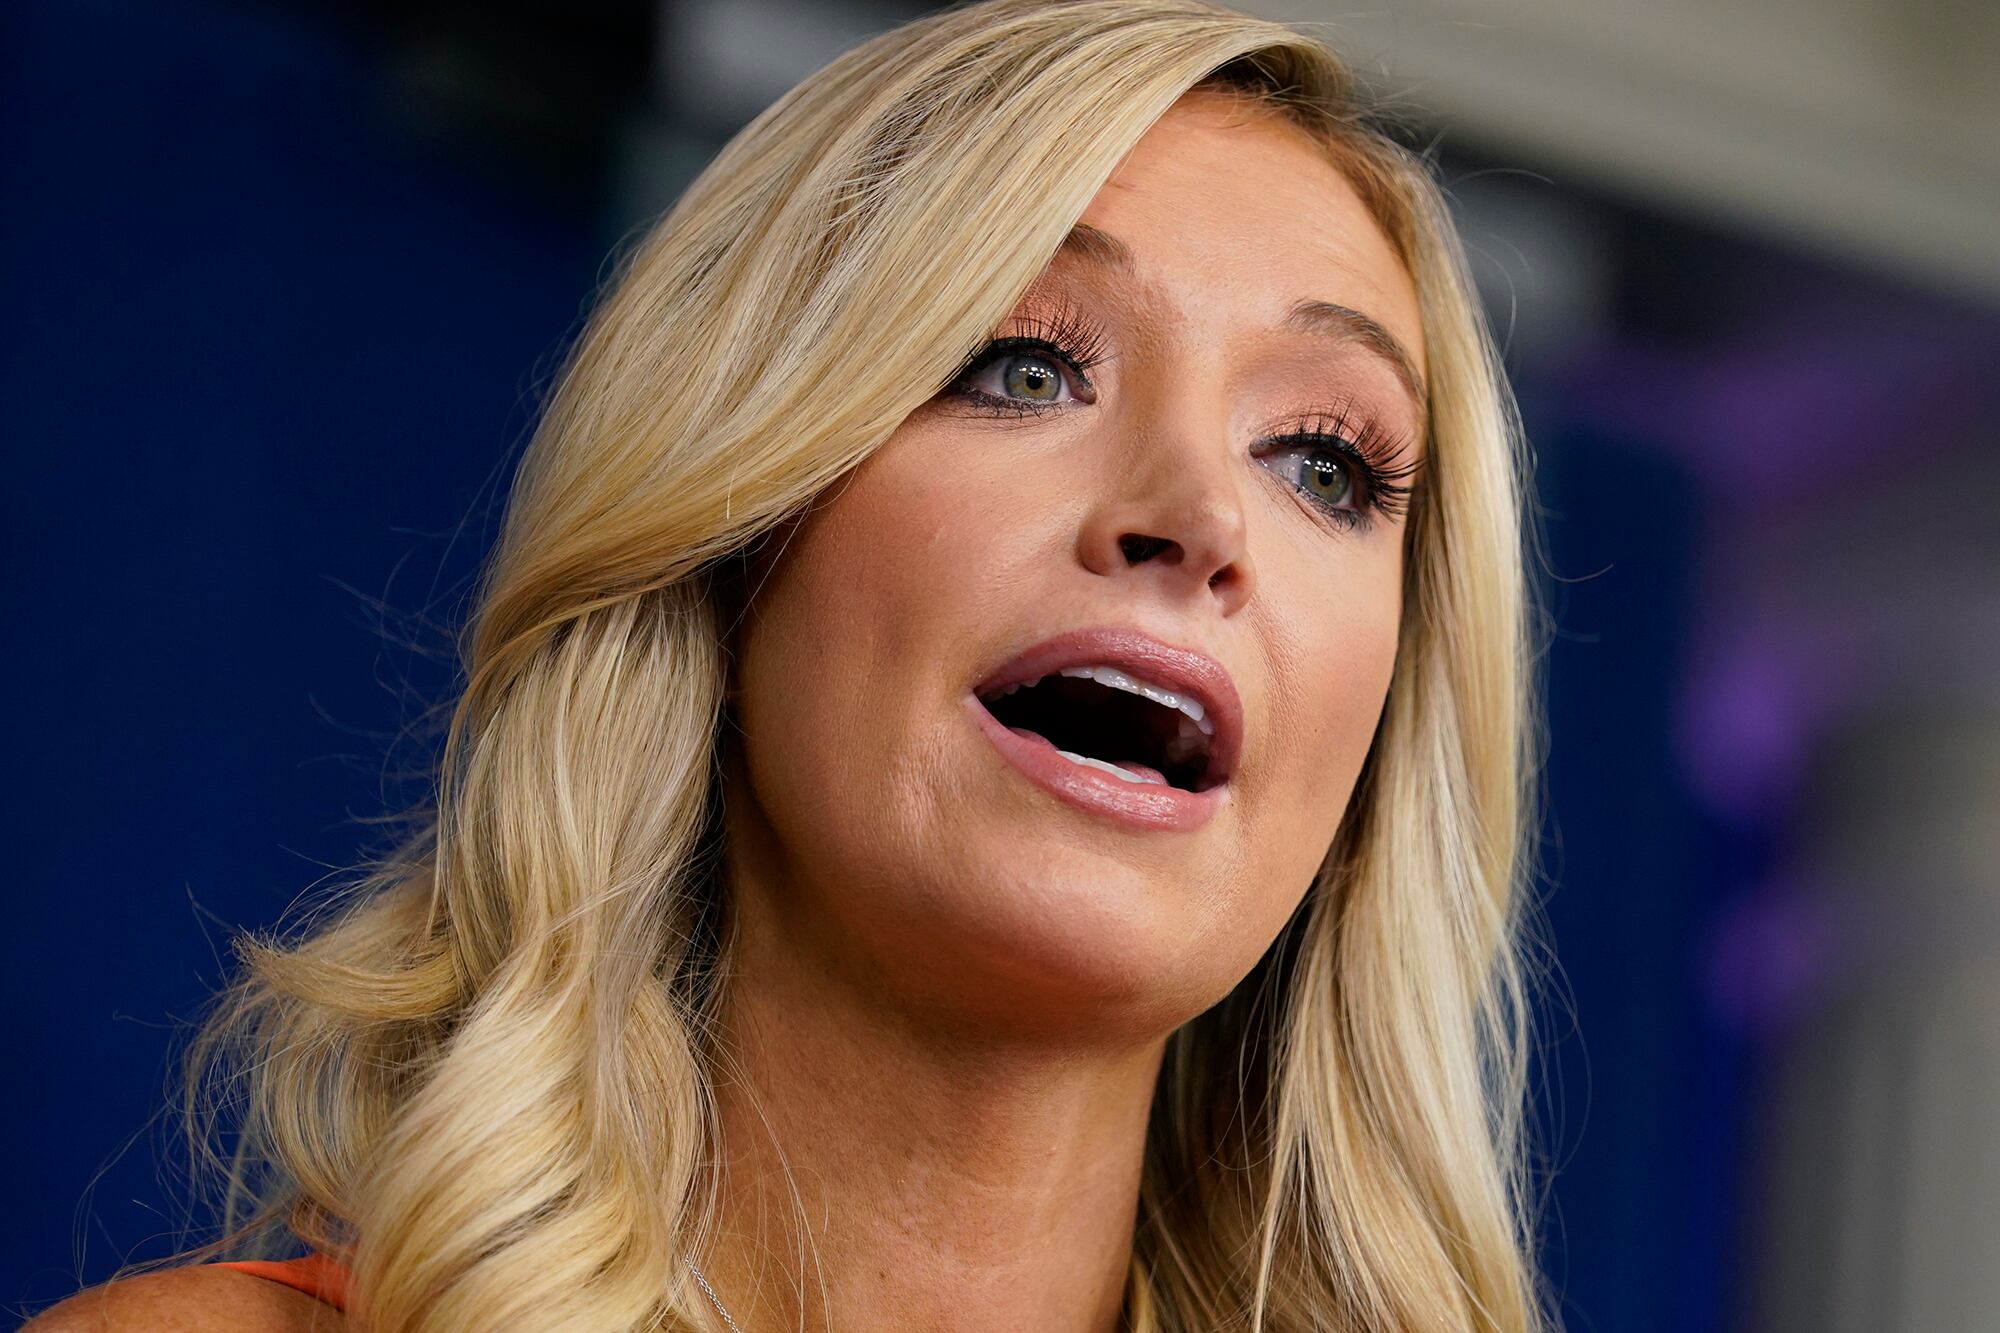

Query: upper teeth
left=986, top=664, right=1215, bottom=736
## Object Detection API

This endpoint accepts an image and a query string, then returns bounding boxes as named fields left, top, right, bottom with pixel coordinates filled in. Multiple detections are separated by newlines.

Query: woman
left=32, top=0, right=1547, bottom=1328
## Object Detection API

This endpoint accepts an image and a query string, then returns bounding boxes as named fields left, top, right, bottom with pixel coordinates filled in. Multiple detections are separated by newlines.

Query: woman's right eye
left=951, top=338, right=1096, bottom=413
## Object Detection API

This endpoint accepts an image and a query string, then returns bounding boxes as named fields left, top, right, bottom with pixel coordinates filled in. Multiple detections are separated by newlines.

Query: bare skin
left=26, top=87, right=1425, bottom=1333
left=23, top=1266, right=340, bottom=1331
left=704, top=89, right=1426, bottom=1333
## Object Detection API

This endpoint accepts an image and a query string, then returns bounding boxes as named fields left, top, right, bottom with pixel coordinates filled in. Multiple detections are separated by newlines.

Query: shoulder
left=23, top=1264, right=345, bottom=1332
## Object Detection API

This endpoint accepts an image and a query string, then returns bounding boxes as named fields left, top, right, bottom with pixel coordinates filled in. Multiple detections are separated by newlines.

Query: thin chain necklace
left=684, top=1255, right=744, bottom=1333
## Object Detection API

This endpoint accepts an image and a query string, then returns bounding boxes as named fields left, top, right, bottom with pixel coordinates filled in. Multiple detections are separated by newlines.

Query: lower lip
left=964, top=695, right=1229, bottom=833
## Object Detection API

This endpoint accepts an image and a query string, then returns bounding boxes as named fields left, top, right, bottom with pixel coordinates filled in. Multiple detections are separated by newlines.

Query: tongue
left=1008, top=726, right=1168, bottom=785
left=1108, top=759, right=1168, bottom=784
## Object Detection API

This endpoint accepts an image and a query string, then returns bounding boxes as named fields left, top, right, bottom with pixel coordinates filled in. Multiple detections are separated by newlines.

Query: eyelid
left=1253, top=401, right=1422, bottom=528
left=968, top=338, right=1096, bottom=400
left=952, top=295, right=1108, bottom=372
left=1000, top=293, right=1112, bottom=374
left=1253, top=442, right=1368, bottom=532
left=943, top=296, right=1112, bottom=416
left=948, top=343, right=1092, bottom=418
left=980, top=336, right=1099, bottom=390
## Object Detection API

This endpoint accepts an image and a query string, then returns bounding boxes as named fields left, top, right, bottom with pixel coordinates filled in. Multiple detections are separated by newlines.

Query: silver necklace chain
left=684, top=1255, right=744, bottom=1333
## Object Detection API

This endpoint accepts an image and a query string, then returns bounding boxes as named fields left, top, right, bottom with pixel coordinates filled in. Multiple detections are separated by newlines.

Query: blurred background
left=5, top=0, right=1996, bottom=1328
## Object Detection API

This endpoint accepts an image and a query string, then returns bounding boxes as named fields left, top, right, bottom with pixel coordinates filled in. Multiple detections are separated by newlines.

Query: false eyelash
left=1259, top=398, right=1424, bottom=525
left=941, top=293, right=1111, bottom=418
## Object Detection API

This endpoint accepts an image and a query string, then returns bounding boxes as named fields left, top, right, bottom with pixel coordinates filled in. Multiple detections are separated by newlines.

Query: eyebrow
left=1055, top=222, right=1430, bottom=417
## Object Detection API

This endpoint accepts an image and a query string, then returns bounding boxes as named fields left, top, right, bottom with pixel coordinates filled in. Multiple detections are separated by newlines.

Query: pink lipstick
left=966, top=627, right=1243, bottom=833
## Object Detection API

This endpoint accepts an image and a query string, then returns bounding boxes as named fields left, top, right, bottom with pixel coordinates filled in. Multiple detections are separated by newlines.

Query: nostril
left=1119, top=534, right=1174, bottom=565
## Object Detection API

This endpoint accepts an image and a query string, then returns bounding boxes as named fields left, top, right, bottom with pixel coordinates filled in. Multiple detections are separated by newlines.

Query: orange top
left=210, top=1252, right=351, bottom=1313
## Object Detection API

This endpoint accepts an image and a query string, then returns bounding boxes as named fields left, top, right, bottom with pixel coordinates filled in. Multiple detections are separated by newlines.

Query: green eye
left=947, top=335, right=1096, bottom=415
left=1252, top=409, right=1419, bottom=531
left=1000, top=354, right=1063, bottom=402
left=1253, top=441, right=1372, bottom=531
left=1298, top=453, right=1352, bottom=506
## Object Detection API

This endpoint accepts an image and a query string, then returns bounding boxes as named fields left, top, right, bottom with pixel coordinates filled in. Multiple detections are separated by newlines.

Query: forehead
left=1069, top=90, right=1426, bottom=385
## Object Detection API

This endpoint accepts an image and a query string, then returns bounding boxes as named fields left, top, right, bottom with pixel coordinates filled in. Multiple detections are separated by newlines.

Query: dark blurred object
left=257, top=0, right=655, bottom=195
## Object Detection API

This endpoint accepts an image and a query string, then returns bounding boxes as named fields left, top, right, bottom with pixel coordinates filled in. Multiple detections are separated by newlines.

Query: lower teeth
left=1056, top=748, right=1165, bottom=785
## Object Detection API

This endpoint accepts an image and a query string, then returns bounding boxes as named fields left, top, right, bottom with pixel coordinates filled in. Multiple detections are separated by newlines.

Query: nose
left=1075, top=425, right=1255, bottom=617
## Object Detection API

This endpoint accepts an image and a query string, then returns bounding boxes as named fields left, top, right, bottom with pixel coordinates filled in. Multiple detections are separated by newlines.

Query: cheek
left=770, top=428, right=1087, bottom=673
left=1245, top=544, right=1404, bottom=877
left=738, top=486, right=926, bottom=794
left=732, top=426, right=1075, bottom=831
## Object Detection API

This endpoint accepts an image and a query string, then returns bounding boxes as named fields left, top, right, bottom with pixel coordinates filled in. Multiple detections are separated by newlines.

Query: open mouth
left=975, top=665, right=1221, bottom=793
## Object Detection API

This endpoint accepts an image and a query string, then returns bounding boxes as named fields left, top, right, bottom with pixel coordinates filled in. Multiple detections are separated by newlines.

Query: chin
left=884, top=823, right=1244, bottom=1036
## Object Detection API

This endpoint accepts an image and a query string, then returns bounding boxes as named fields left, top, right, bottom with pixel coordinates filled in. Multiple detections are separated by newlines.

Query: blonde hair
left=156, top=2, right=1549, bottom=1328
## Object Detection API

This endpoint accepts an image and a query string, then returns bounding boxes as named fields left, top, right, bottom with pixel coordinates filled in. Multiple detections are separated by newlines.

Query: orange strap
left=211, top=1251, right=351, bottom=1313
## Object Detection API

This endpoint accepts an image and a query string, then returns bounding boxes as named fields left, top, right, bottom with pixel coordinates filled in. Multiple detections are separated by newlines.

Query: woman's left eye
left=951, top=339, right=1094, bottom=412
left=1257, top=443, right=1360, bottom=516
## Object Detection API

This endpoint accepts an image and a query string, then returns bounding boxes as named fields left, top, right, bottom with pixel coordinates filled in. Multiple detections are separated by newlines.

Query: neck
left=696, top=862, right=1166, bottom=1333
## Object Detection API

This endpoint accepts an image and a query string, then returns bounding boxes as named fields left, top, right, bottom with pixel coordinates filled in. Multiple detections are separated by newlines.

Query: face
left=724, top=90, right=1428, bottom=1040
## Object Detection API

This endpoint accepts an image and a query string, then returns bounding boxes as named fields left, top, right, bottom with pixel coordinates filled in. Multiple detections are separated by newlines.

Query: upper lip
left=971, top=626, right=1245, bottom=785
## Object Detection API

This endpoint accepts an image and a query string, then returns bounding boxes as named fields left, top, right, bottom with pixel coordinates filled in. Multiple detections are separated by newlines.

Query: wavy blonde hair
left=150, top=1, right=1549, bottom=1328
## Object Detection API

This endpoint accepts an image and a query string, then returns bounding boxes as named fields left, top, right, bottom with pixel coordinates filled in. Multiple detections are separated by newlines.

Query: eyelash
left=940, top=311, right=1420, bottom=531
left=942, top=297, right=1109, bottom=418
left=1254, top=401, right=1421, bottom=531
